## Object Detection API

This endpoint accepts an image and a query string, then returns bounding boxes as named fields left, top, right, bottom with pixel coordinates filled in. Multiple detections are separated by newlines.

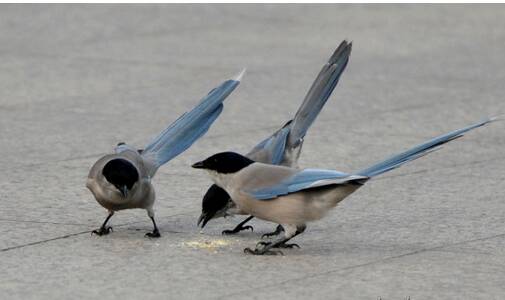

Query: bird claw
left=222, top=225, right=254, bottom=235
left=261, top=225, right=284, bottom=239
left=244, top=241, right=284, bottom=255
left=243, top=247, right=283, bottom=256
left=256, top=241, right=271, bottom=248
left=257, top=240, right=299, bottom=249
left=274, top=243, right=300, bottom=249
left=91, top=226, right=113, bottom=236
left=145, top=229, right=161, bottom=238
left=261, top=232, right=278, bottom=239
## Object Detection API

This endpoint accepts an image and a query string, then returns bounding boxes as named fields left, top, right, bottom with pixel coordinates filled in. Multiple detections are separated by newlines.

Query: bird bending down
left=193, top=117, right=495, bottom=254
left=86, top=70, right=244, bottom=237
left=198, top=40, right=352, bottom=236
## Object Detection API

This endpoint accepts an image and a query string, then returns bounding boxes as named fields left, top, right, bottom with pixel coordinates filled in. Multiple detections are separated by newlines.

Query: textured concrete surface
left=1, top=4, right=505, bottom=299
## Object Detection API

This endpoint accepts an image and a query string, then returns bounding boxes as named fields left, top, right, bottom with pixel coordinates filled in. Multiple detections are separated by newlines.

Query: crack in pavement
left=0, top=211, right=195, bottom=253
left=0, top=218, right=91, bottom=227
left=0, top=230, right=92, bottom=253
left=216, top=232, right=505, bottom=299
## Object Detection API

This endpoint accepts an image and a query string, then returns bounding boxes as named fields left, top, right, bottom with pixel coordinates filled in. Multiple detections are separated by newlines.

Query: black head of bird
left=198, top=184, right=231, bottom=228
left=192, top=152, right=254, bottom=174
left=102, top=158, right=139, bottom=198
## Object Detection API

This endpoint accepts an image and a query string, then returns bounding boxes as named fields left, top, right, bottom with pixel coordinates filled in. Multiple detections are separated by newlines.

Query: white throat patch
left=207, top=170, right=234, bottom=190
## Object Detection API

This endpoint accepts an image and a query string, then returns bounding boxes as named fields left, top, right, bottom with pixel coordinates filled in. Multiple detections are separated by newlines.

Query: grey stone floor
left=1, top=4, right=504, bottom=299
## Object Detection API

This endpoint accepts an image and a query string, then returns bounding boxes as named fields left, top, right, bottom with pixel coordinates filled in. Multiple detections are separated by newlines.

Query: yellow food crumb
left=183, top=239, right=232, bottom=251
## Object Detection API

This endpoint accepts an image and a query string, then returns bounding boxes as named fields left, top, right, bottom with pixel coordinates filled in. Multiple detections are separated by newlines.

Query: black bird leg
left=261, top=224, right=285, bottom=239
left=222, top=215, right=254, bottom=235
left=272, top=224, right=305, bottom=249
left=92, top=212, right=114, bottom=236
left=145, top=216, right=161, bottom=238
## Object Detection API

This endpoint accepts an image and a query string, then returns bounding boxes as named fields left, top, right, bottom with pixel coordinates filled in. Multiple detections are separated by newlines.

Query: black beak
left=197, top=213, right=212, bottom=228
left=119, top=185, right=128, bottom=198
left=192, top=161, right=206, bottom=169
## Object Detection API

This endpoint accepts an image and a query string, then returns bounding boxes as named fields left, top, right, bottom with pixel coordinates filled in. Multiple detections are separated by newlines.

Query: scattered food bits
left=183, top=239, right=232, bottom=251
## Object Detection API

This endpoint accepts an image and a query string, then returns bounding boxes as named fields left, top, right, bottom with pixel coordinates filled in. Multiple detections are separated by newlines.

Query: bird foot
left=92, top=226, right=113, bottom=236
left=145, top=229, right=161, bottom=238
left=256, top=241, right=271, bottom=248
left=261, top=225, right=284, bottom=239
left=243, top=247, right=283, bottom=256
left=274, top=243, right=300, bottom=249
left=222, top=225, right=254, bottom=235
left=256, top=240, right=298, bottom=249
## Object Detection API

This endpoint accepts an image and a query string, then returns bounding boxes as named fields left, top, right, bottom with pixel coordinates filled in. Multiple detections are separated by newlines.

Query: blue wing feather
left=247, top=124, right=291, bottom=165
left=142, top=78, right=240, bottom=169
left=250, top=168, right=354, bottom=200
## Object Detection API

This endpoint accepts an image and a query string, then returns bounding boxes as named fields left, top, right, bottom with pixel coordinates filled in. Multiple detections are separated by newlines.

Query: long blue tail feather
left=288, top=40, right=352, bottom=147
left=356, top=118, right=494, bottom=177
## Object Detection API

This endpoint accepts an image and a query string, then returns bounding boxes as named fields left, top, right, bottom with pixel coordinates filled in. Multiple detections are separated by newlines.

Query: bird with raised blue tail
left=86, top=70, right=244, bottom=237
left=193, top=117, right=496, bottom=254
left=197, top=40, right=352, bottom=236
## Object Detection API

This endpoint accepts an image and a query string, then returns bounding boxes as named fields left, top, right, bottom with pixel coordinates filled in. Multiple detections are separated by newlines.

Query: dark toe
left=256, top=241, right=271, bottom=248
left=275, top=243, right=300, bottom=249
left=92, top=226, right=113, bottom=236
left=244, top=247, right=283, bottom=256
left=145, top=231, right=161, bottom=238
left=242, top=226, right=254, bottom=232
left=265, top=250, right=284, bottom=256
left=244, top=247, right=255, bottom=254
left=261, top=232, right=280, bottom=239
left=222, top=225, right=254, bottom=235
